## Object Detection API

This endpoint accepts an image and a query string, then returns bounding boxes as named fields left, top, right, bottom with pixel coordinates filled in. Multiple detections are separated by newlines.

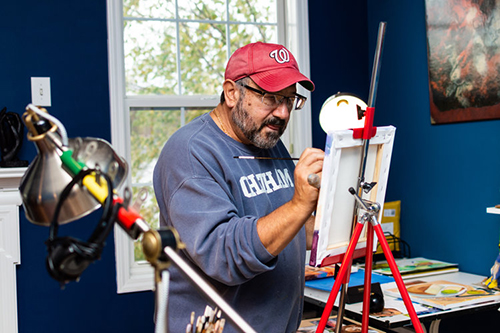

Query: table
left=304, top=271, right=500, bottom=332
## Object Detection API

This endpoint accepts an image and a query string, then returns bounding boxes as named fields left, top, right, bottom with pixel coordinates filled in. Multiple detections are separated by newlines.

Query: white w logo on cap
left=269, top=48, right=290, bottom=64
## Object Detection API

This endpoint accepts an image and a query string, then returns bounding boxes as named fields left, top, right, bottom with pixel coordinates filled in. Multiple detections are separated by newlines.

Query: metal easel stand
left=332, top=20, right=387, bottom=333
left=141, top=228, right=257, bottom=333
left=314, top=189, right=424, bottom=333
left=315, top=21, right=423, bottom=333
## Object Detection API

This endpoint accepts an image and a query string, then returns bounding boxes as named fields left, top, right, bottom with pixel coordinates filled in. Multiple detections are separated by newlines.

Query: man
left=153, top=42, right=324, bottom=332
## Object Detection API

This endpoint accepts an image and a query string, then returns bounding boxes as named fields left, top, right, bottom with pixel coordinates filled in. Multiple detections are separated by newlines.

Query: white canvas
left=309, top=126, right=396, bottom=267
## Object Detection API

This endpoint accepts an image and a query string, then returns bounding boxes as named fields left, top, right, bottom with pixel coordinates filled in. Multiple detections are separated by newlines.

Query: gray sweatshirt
left=153, top=112, right=306, bottom=333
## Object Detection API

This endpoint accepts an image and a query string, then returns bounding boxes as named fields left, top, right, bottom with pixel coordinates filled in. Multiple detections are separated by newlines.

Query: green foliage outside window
left=122, top=0, right=277, bottom=261
left=131, top=108, right=209, bottom=261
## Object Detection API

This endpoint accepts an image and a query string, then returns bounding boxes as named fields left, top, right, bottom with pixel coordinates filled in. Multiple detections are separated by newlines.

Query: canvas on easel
left=309, top=126, right=396, bottom=267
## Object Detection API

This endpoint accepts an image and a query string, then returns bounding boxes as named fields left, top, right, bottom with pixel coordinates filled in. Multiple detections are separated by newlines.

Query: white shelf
left=487, top=207, right=500, bottom=215
left=0, top=168, right=24, bottom=333
left=0, top=167, right=27, bottom=190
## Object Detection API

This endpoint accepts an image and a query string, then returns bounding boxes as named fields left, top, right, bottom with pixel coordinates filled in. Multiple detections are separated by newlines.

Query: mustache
left=261, top=116, right=286, bottom=129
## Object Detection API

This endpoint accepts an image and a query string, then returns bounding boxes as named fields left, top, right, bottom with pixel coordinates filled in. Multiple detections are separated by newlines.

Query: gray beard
left=231, top=98, right=286, bottom=149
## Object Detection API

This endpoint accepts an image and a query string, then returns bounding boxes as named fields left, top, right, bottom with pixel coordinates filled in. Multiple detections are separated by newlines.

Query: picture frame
left=309, top=126, right=396, bottom=267
left=425, top=0, right=500, bottom=124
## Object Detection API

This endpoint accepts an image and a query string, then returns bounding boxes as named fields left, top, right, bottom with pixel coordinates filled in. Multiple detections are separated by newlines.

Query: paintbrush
left=233, top=156, right=299, bottom=161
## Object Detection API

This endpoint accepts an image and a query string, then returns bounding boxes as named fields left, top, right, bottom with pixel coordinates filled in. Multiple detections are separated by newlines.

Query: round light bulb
left=319, top=93, right=367, bottom=133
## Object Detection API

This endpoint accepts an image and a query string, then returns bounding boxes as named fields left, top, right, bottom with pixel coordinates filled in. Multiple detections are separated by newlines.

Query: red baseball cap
left=225, top=42, right=315, bottom=92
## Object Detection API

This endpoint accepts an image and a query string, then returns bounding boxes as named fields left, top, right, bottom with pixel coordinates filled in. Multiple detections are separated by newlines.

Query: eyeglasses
left=239, top=84, right=307, bottom=111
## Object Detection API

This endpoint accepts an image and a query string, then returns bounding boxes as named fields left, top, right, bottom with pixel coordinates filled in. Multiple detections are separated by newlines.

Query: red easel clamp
left=352, top=107, right=377, bottom=139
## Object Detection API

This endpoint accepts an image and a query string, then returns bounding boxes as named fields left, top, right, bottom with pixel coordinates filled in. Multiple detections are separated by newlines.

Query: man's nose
left=272, top=100, right=291, bottom=119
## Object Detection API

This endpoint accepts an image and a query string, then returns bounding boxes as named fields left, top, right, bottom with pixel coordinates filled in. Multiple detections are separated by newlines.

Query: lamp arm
left=165, top=247, right=257, bottom=333
left=22, top=104, right=256, bottom=333
left=142, top=228, right=256, bottom=333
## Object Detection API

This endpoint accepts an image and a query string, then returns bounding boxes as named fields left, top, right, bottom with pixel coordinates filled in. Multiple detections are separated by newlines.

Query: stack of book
left=385, top=279, right=500, bottom=310
left=370, top=257, right=458, bottom=280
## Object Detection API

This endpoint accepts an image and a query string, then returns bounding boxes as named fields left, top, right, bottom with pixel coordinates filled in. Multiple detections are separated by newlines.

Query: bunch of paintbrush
left=186, top=305, right=226, bottom=333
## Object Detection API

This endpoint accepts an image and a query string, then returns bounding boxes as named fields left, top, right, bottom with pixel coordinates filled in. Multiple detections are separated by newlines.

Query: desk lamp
left=19, top=104, right=255, bottom=333
left=319, top=93, right=367, bottom=134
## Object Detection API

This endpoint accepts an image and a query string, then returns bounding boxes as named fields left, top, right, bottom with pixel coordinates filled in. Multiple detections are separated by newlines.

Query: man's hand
left=256, top=147, right=324, bottom=256
left=291, top=147, right=324, bottom=215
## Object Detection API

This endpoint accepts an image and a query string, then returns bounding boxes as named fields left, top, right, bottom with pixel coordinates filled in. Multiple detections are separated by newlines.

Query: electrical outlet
left=31, top=77, right=51, bottom=106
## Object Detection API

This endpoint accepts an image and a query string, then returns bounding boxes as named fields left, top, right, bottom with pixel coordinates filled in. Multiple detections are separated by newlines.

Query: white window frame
left=107, top=0, right=313, bottom=293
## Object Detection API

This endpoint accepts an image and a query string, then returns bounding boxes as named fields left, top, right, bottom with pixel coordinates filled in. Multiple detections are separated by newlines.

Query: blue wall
left=3, top=0, right=500, bottom=332
left=310, top=0, right=500, bottom=277
left=308, top=1, right=370, bottom=149
left=1, top=1, right=154, bottom=332
left=368, top=0, right=500, bottom=276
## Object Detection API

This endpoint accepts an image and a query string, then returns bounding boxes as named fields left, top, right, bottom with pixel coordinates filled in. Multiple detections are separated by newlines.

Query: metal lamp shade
left=20, top=132, right=128, bottom=226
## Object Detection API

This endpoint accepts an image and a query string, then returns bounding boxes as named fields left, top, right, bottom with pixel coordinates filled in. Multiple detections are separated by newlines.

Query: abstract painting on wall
left=425, top=0, right=500, bottom=124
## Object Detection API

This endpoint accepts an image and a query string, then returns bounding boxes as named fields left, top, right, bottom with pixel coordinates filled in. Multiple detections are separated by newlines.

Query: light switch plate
left=31, top=77, right=51, bottom=106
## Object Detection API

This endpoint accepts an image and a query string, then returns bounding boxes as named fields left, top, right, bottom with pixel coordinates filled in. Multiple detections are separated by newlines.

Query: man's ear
left=222, top=80, right=240, bottom=108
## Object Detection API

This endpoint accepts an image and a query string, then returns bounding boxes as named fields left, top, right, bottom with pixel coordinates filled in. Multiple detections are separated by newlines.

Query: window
left=107, top=0, right=313, bottom=293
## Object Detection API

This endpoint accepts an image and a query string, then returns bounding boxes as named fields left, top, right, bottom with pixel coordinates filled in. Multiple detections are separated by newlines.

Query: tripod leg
left=361, top=223, right=374, bottom=333
left=373, top=223, right=424, bottom=333
left=315, top=222, right=365, bottom=333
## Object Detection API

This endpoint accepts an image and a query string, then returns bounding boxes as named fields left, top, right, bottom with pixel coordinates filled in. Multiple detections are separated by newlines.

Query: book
left=385, top=279, right=500, bottom=310
left=305, top=269, right=394, bottom=292
left=370, top=257, right=458, bottom=279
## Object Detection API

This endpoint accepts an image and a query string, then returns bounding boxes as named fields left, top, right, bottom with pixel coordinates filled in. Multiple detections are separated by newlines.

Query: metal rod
left=359, top=21, right=387, bottom=183
left=367, top=22, right=387, bottom=109
left=164, top=247, right=257, bottom=333
left=361, top=223, right=374, bottom=332
left=334, top=266, right=351, bottom=333
left=155, top=270, right=170, bottom=333
left=335, top=21, right=387, bottom=331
